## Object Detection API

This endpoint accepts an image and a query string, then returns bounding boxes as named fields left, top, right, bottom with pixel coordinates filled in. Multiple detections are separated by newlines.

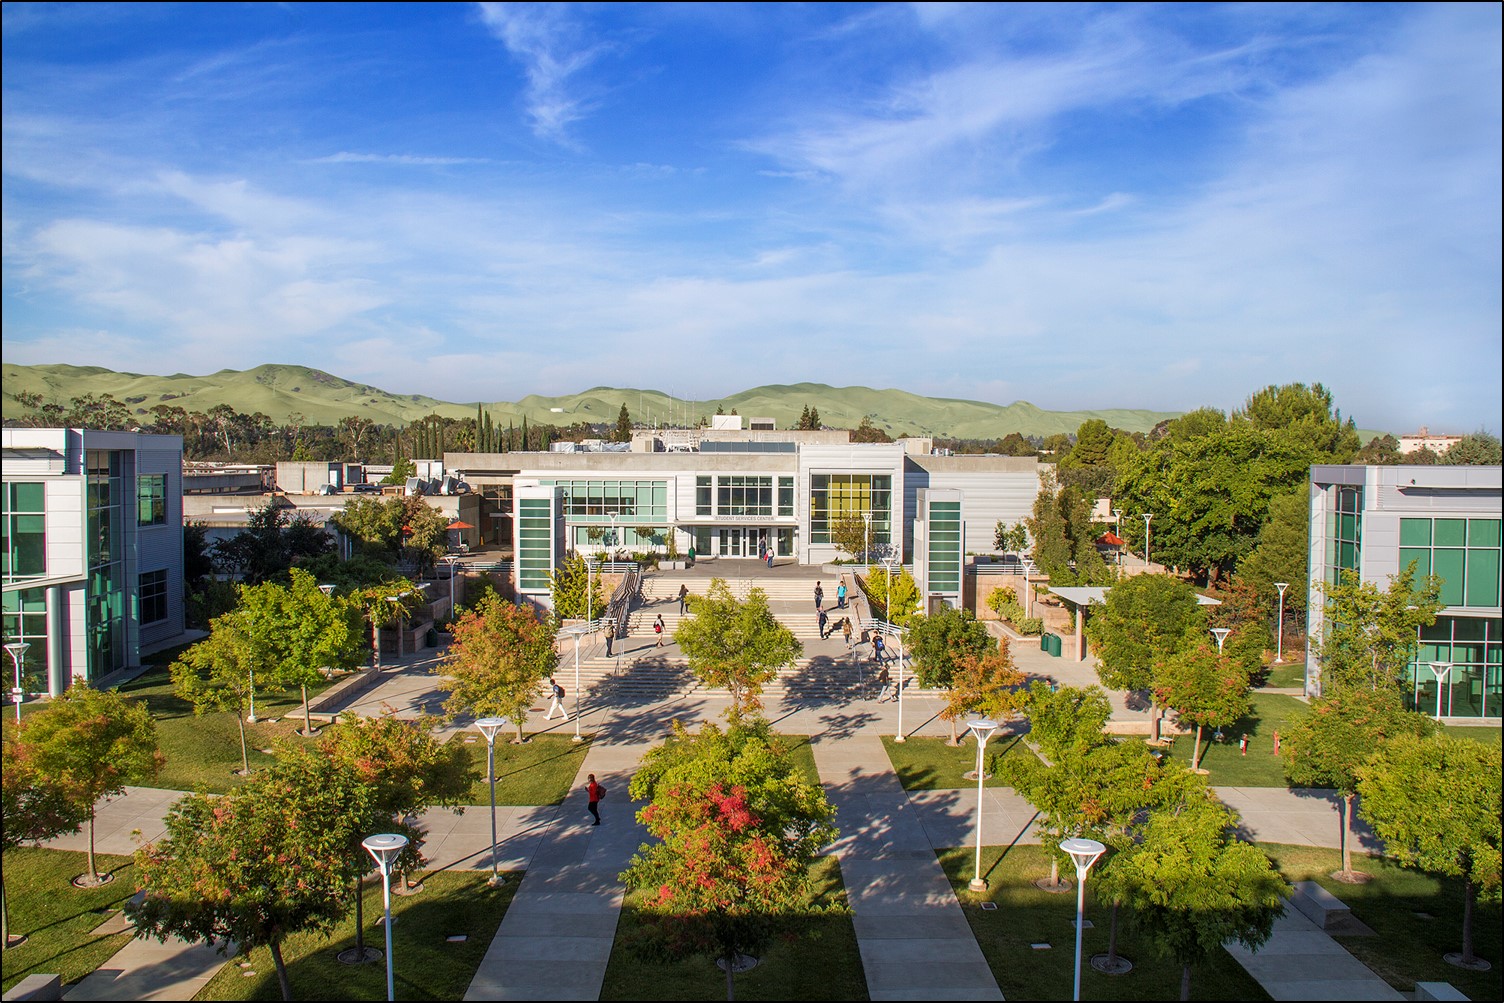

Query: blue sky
left=3, top=2, right=1499, bottom=433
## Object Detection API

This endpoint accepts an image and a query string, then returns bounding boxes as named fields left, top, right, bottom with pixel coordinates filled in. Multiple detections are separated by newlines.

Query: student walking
left=841, top=617, right=853, bottom=648
left=836, top=581, right=847, bottom=608
left=818, top=607, right=829, bottom=638
left=586, top=773, right=604, bottom=825
left=654, top=613, right=665, bottom=647
left=876, top=665, right=893, bottom=702
left=546, top=677, right=568, bottom=721
left=872, top=632, right=886, bottom=665
left=765, top=546, right=774, bottom=568
left=814, top=582, right=824, bottom=610
left=677, top=584, right=689, bottom=615
left=604, top=625, right=614, bottom=657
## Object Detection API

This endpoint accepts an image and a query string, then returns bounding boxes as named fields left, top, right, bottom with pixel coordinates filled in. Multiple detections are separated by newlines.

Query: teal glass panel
left=1453, top=617, right=1485, bottom=641
left=1469, top=519, right=1501, bottom=547
left=1420, top=620, right=1451, bottom=641
left=12, top=482, right=44, bottom=511
left=1433, top=550, right=1465, bottom=605
left=1399, top=549, right=1430, bottom=578
left=1400, top=519, right=1432, bottom=546
left=1466, top=549, right=1500, bottom=607
left=1434, top=519, right=1466, bottom=547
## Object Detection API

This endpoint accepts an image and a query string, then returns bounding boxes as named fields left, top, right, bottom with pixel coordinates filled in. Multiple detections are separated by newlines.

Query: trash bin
left=425, top=627, right=439, bottom=648
left=1047, top=633, right=1062, bottom=657
left=1040, top=633, right=1050, bottom=652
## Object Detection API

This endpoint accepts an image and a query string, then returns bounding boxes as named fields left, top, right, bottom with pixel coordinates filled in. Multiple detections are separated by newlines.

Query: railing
left=605, top=566, right=639, bottom=638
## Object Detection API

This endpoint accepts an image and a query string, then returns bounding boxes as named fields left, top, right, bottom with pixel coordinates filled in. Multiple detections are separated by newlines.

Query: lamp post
left=1211, top=627, right=1230, bottom=654
left=863, top=512, right=871, bottom=563
left=1274, top=582, right=1289, bottom=663
left=5, top=642, right=30, bottom=725
left=1061, top=837, right=1107, bottom=1003
left=881, top=554, right=901, bottom=623
left=363, top=833, right=409, bottom=1003
left=609, top=513, right=618, bottom=560
left=865, top=620, right=908, bottom=742
left=475, top=717, right=507, bottom=887
left=1111, top=509, right=1122, bottom=564
left=559, top=623, right=595, bottom=743
left=585, top=556, right=597, bottom=622
left=441, top=555, right=461, bottom=622
left=1428, top=661, right=1453, bottom=719
left=1142, top=513, right=1153, bottom=570
left=246, top=667, right=257, bottom=724
left=966, top=717, right=999, bottom=892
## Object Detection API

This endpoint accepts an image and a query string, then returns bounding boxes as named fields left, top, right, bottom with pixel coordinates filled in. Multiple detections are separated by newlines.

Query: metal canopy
left=1047, top=586, right=1221, bottom=606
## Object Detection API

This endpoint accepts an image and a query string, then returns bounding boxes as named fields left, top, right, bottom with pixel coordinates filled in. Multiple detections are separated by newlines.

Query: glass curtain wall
left=87, top=450, right=126, bottom=679
left=810, top=474, right=892, bottom=544
left=1411, top=616, right=1502, bottom=718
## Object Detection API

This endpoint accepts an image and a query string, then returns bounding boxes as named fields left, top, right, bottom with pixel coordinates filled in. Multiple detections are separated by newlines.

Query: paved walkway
left=1223, top=907, right=1404, bottom=1000
left=812, top=731, right=1003, bottom=1001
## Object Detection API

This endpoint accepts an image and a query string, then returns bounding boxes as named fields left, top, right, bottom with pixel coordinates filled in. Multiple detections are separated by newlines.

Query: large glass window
left=137, top=475, right=167, bottom=526
left=516, top=498, right=554, bottom=591
left=544, top=480, right=667, bottom=524
left=717, top=476, right=773, bottom=517
left=778, top=477, right=794, bottom=517
left=1410, top=615, right=1502, bottom=718
left=2, top=482, right=46, bottom=578
left=1, top=586, right=48, bottom=690
left=87, top=450, right=126, bottom=678
left=927, top=501, right=962, bottom=593
left=810, top=474, right=892, bottom=544
left=696, top=477, right=712, bottom=517
left=139, top=569, right=168, bottom=624
left=1323, top=485, right=1362, bottom=586
left=1399, top=517, right=1501, bottom=608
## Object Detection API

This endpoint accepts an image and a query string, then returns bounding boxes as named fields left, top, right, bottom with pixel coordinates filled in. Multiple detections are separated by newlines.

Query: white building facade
left=2, top=428, right=186, bottom=694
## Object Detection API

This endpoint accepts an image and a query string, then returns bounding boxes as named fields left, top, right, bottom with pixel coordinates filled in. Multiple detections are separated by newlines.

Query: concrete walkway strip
left=62, top=934, right=232, bottom=1002
left=1222, top=908, right=1404, bottom=1001
left=812, top=731, right=1005, bottom=1002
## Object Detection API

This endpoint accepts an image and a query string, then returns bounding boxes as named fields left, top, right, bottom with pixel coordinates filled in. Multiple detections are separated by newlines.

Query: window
left=137, top=475, right=167, bottom=526
left=927, top=501, right=962, bottom=593
left=1323, top=485, right=1362, bottom=586
left=2, top=482, right=46, bottom=578
left=778, top=477, right=794, bottom=517
left=1411, top=615, right=1502, bottom=718
left=1399, top=517, right=1501, bottom=608
left=716, top=476, right=773, bottom=517
left=696, top=477, right=712, bottom=517
left=139, top=569, right=168, bottom=624
left=516, top=498, right=555, bottom=591
left=809, top=474, right=892, bottom=544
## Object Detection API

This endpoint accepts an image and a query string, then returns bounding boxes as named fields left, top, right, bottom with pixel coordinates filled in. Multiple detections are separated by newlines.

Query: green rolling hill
left=2, top=362, right=1181, bottom=438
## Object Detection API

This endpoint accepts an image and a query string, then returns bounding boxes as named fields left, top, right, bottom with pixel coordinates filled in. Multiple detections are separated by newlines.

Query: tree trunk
left=1150, top=702, right=1161, bottom=743
left=515, top=717, right=526, bottom=743
left=948, top=714, right=959, bottom=746
left=1191, top=724, right=1203, bottom=770
left=270, top=939, right=293, bottom=1001
left=1180, top=962, right=1192, bottom=1001
left=2, top=874, right=13, bottom=947
left=1049, top=855, right=1060, bottom=887
left=354, top=875, right=367, bottom=959
left=1462, top=877, right=1475, bottom=965
left=1340, top=793, right=1354, bottom=876
left=87, top=808, right=99, bottom=883
left=725, top=951, right=735, bottom=1001
left=301, top=684, right=315, bottom=736
left=1107, top=900, right=1121, bottom=965
left=236, top=712, right=250, bottom=774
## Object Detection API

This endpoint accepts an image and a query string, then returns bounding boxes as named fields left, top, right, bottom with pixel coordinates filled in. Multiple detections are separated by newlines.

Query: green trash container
left=1048, top=633, right=1062, bottom=657
left=1040, top=633, right=1050, bottom=652
left=425, top=627, right=439, bottom=648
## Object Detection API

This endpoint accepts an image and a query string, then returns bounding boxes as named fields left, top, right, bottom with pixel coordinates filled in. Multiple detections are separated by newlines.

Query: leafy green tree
left=1316, top=565, right=1441, bottom=693
left=675, top=579, right=802, bottom=718
left=941, top=649, right=1028, bottom=743
left=2, top=735, right=91, bottom=946
left=906, top=607, right=997, bottom=743
left=1357, top=734, right=1502, bottom=968
left=1235, top=490, right=1310, bottom=623
left=1153, top=639, right=1252, bottom=771
left=851, top=416, right=892, bottom=442
left=1355, top=433, right=1402, bottom=465
left=1060, top=419, right=1115, bottom=470
left=211, top=500, right=331, bottom=584
left=614, top=404, right=632, bottom=443
left=171, top=615, right=277, bottom=774
left=1282, top=686, right=1433, bottom=879
left=399, top=495, right=451, bottom=575
left=1085, top=573, right=1208, bottom=741
left=550, top=553, right=606, bottom=620
left=329, top=495, right=405, bottom=557
left=623, top=720, right=837, bottom=1001
left=1231, top=382, right=1360, bottom=462
left=128, top=753, right=373, bottom=1001
left=1443, top=431, right=1503, bottom=466
left=381, top=456, right=417, bottom=485
left=830, top=515, right=871, bottom=561
left=236, top=568, right=365, bottom=736
left=861, top=564, right=920, bottom=627
left=1116, top=787, right=1288, bottom=1001
left=439, top=593, right=558, bottom=742
left=1026, top=474, right=1072, bottom=580
left=19, top=683, right=161, bottom=885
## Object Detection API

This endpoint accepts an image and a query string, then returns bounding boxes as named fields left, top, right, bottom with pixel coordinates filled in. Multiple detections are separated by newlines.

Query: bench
left=1415, top=982, right=1470, bottom=1001
left=1291, top=879, right=1351, bottom=930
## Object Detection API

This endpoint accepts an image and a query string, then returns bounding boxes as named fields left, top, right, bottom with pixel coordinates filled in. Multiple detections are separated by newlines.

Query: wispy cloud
left=309, top=152, right=491, bottom=166
left=476, top=2, right=609, bottom=146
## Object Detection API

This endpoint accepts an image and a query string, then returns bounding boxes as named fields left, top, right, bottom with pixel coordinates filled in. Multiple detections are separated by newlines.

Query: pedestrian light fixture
left=1428, top=662, right=1452, bottom=720
left=363, top=832, right=409, bottom=1003
left=5, top=641, right=30, bottom=725
left=1061, top=836, right=1107, bottom=1003
left=965, top=717, right=999, bottom=893
left=475, top=717, right=508, bottom=887
left=1273, top=582, right=1289, bottom=663
left=559, top=623, right=595, bottom=743
left=1211, top=627, right=1230, bottom=654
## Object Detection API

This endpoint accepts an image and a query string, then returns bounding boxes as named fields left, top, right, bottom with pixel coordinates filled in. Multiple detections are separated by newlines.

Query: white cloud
left=309, top=152, right=491, bottom=166
left=476, top=2, right=610, bottom=146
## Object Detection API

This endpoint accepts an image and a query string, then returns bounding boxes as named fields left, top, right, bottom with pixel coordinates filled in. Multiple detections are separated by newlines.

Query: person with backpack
left=837, top=581, right=847, bottom=608
left=872, top=632, right=886, bottom=665
left=586, top=773, right=604, bottom=825
left=814, top=582, right=824, bottom=610
left=677, top=583, right=689, bottom=614
left=841, top=617, right=853, bottom=649
left=818, top=607, right=829, bottom=638
left=654, top=613, right=665, bottom=647
left=546, top=676, right=568, bottom=721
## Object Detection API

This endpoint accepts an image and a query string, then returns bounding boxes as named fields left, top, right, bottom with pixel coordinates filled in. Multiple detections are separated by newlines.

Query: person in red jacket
left=586, top=773, right=604, bottom=825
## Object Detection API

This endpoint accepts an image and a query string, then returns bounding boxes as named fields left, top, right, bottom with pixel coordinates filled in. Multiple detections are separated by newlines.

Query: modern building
left=447, top=432, right=1041, bottom=610
left=2, top=428, right=186, bottom=694
left=1398, top=426, right=1465, bottom=456
left=1306, top=463, right=1502, bottom=718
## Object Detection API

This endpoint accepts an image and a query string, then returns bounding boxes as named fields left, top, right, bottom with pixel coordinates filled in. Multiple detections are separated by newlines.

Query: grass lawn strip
left=600, top=856, right=866, bottom=1001
left=1163, top=692, right=1307, bottom=786
left=447, top=733, right=593, bottom=805
left=938, top=843, right=1272, bottom=1001
left=0, top=849, right=138, bottom=995
left=193, top=870, right=517, bottom=1001
left=880, top=732, right=1037, bottom=791
left=1263, top=845, right=1503, bottom=1001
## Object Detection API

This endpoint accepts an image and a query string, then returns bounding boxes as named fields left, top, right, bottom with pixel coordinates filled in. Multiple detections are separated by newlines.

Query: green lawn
left=1164, top=692, right=1307, bottom=786
left=1260, top=661, right=1306, bottom=688
left=116, top=662, right=327, bottom=792
left=772, top=734, right=821, bottom=787
left=0, top=849, right=138, bottom=995
left=600, top=856, right=866, bottom=1001
left=194, top=870, right=517, bottom=1001
left=1263, top=845, right=1502, bottom=1001
left=882, top=733, right=1038, bottom=790
left=1441, top=723, right=1503, bottom=745
left=938, top=843, right=1270, bottom=1001
left=449, top=733, right=593, bottom=805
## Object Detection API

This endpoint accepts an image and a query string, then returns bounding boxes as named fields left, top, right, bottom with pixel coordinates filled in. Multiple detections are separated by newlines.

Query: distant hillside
left=2, top=362, right=1182, bottom=439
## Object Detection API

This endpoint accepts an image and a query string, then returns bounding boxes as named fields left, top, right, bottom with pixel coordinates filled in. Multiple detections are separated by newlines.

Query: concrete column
left=46, top=584, right=66, bottom=696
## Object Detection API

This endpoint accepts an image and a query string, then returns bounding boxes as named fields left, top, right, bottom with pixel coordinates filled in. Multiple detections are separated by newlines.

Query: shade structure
left=1096, top=531, right=1125, bottom=546
left=447, top=519, right=476, bottom=530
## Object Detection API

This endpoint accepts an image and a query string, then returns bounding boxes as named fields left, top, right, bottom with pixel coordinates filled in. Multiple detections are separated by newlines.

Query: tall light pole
left=246, top=667, right=257, bottom=724
left=475, top=717, right=507, bottom=887
left=441, top=555, right=461, bottom=622
left=1428, top=661, right=1453, bottom=719
left=609, top=513, right=618, bottom=560
left=1274, top=582, right=1289, bottom=663
left=863, top=512, right=871, bottom=564
left=585, top=556, right=596, bottom=622
left=1211, top=627, right=1230, bottom=654
left=1061, top=837, right=1107, bottom=1003
left=1142, top=513, right=1153, bottom=570
left=881, top=554, right=901, bottom=623
left=966, top=718, right=999, bottom=892
left=5, top=642, right=30, bottom=725
left=559, top=623, right=594, bottom=744
left=363, top=833, right=409, bottom=1003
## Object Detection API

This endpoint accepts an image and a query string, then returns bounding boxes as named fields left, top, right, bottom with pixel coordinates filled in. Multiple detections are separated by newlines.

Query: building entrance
left=717, top=527, right=771, bottom=558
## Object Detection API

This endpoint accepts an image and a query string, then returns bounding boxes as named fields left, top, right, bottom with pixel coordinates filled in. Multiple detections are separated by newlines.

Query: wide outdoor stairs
left=554, top=573, right=940, bottom=703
